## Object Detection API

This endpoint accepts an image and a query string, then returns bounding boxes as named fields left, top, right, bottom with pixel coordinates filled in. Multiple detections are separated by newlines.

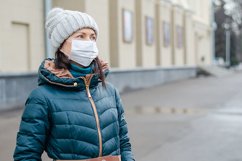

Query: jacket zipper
left=82, top=75, right=103, bottom=157
left=41, top=73, right=103, bottom=156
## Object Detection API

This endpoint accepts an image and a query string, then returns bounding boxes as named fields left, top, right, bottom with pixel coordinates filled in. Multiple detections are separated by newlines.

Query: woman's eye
left=91, top=36, right=96, bottom=41
left=78, top=35, right=84, bottom=39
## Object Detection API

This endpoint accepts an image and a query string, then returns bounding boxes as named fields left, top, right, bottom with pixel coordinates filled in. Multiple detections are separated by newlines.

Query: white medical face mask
left=69, top=40, right=99, bottom=67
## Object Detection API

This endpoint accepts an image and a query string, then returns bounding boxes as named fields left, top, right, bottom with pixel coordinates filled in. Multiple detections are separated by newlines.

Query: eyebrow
left=77, top=32, right=86, bottom=35
left=76, top=31, right=95, bottom=35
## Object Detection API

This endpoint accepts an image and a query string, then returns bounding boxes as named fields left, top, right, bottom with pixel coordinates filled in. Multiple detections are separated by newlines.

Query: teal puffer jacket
left=14, top=59, right=135, bottom=161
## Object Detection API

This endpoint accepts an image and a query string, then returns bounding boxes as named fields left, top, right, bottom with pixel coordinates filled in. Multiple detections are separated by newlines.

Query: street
left=1, top=72, right=242, bottom=161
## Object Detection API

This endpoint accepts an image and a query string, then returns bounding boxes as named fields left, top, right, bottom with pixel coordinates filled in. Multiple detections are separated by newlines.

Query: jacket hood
left=38, top=58, right=107, bottom=90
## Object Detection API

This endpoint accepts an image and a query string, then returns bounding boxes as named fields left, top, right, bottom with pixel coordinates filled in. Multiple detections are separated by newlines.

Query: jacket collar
left=38, top=58, right=101, bottom=90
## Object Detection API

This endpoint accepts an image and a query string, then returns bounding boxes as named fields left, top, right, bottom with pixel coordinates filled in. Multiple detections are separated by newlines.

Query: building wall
left=53, top=0, right=85, bottom=11
left=0, top=0, right=213, bottom=73
left=189, top=0, right=211, bottom=26
left=194, top=23, right=212, bottom=65
left=109, top=0, right=137, bottom=69
left=190, top=0, right=212, bottom=65
left=159, top=0, right=173, bottom=67
left=0, top=0, right=44, bottom=72
left=109, top=0, right=119, bottom=67
left=172, top=5, right=185, bottom=66
left=184, top=11, right=196, bottom=65
left=183, top=0, right=212, bottom=66
left=136, top=0, right=156, bottom=67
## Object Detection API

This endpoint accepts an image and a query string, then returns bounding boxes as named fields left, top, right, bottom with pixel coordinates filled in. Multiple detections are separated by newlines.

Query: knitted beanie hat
left=45, top=8, right=99, bottom=52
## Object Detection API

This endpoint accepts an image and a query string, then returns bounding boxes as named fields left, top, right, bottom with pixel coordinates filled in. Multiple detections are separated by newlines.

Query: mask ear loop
left=54, top=40, right=71, bottom=69
left=58, top=40, right=71, bottom=58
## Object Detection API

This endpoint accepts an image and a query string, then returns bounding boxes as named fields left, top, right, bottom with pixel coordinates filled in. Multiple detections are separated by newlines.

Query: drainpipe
left=44, top=0, right=52, bottom=58
left=225, top=28, right=231, bottom=67
left=210, top=0, right=216, bottom=65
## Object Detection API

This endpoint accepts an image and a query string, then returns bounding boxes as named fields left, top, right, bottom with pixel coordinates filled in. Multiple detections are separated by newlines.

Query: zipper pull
left=82, top=75, right=93, bottom=98
left=85, top=85, right=92, bottom=98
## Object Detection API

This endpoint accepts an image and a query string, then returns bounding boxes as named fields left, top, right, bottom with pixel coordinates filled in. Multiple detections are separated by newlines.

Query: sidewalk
left=122, top=72, right=242, bottom=161
left=1, top=72, right=242, bottom=161
left=122, top=72, right=242, bottom=113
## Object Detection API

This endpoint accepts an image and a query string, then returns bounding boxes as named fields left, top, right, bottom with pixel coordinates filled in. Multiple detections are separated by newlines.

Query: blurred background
left=1, top=0, right=242, bottom=161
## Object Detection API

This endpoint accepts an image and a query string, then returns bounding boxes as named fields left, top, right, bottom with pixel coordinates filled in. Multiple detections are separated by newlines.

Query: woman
left=14, top=8, right=135, bottom=161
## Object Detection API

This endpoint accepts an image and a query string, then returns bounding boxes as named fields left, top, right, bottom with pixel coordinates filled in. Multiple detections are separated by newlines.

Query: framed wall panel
left=176, top=25, right=183, bottom=49
left=163, top=21, right=171, bottom=47
left=145, top=16, right=154, bottom=46
left=122, top=9, right=133, bottom=43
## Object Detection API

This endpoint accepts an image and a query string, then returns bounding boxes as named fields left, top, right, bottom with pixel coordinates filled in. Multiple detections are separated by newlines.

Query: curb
left=126, top=106, right=207, bottom=115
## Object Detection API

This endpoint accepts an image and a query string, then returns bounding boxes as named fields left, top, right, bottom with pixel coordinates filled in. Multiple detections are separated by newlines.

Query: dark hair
left=54, top=50, right=106, bottom=87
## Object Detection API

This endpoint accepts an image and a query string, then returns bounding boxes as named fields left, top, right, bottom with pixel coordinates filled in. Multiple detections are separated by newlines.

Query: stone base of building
left=108, top=66, right=197, bottom=93
left=0, top=66, right=197, bottom=111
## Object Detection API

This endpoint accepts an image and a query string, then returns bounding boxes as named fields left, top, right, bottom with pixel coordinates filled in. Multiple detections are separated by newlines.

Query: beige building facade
left=186, top=0, right=213, bottom=65
left=0, top=0, right=44, bottom=72
left=157, top=1, right=173, bottom=67
left=0, top=0, right=213, bottom=72
left=136, top=0, right=157, bottom=67
left=109, top=0, right=137, bottom=68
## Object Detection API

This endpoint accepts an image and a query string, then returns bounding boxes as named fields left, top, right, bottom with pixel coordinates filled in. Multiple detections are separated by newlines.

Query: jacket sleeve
left=115, top=89, right=135, bottom=161
left=13, top=89, right=50, bottom=161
